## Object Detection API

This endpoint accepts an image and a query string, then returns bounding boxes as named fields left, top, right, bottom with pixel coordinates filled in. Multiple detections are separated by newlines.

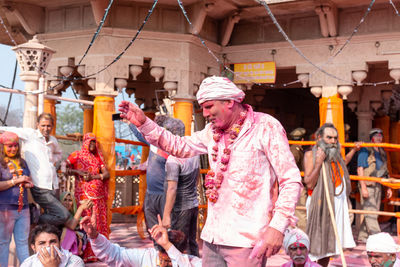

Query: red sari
left=67, top=133, right=108, bottom=262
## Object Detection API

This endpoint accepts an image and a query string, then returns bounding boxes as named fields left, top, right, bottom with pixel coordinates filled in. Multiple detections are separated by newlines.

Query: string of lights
left=177, top=0, right=265, bottom=87
left=78, top=0, right=114, bottom=65
left=83, top=0, right=158, bottom=79
left=0, top=0, right=154, bottom=86
left=389, top=0, right=400, bottom=16
left=299, top=0, right=376, bottom=86
left=0, top=0, right=397, bottom=102
left=0, top=0, right=157, bottom=98
left=179, top=0, right=394, bottom=88
left=0, top=15, right=17, bottom=46
left=256, top=0, right=376, bottom=86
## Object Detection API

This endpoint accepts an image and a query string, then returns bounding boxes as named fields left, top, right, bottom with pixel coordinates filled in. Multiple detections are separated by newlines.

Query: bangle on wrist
left=11, top=179, right=15, bottom=186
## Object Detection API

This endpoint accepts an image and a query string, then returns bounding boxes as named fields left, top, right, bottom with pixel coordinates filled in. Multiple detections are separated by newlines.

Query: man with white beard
left=304, top=123, right=360, bottom=267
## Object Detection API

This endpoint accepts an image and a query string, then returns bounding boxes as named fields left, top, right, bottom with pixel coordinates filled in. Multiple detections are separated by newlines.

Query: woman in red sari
left=66, top=132, right=109, bottom=262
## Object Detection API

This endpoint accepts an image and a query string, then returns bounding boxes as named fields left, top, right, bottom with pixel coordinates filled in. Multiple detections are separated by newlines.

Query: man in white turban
left=119, top=76, right=302, bottom=266
left=366, top=233, right=400, bottom=267
left=282, top=228, right=321, bottom=267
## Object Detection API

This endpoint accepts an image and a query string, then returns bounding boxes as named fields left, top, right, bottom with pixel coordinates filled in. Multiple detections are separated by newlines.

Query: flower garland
left=204, top=110, right=247, bottom=203
left=4, top=157, right=24, bottom=212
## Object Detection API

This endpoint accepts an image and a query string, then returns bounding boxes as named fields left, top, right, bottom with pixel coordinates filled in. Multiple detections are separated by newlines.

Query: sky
left=0, top=44, right=24, bottom=111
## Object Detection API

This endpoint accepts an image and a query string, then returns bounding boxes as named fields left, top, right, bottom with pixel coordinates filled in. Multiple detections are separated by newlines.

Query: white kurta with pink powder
left=138, top=106, right=302, bottom=248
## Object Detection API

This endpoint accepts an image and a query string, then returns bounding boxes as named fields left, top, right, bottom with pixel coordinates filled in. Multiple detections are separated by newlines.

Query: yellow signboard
left=234, top=62, right=276, bottom=84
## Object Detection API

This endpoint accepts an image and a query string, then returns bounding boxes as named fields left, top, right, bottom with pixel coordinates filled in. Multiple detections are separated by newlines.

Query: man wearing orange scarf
left=304, top=123, right=360, bottom=267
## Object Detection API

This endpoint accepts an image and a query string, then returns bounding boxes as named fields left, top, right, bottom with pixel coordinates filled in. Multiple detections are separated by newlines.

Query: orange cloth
left=331, top=162, right=343, bottom=188
left=92, top=96, right=116, bottom=234
left=308, top=161, right=343, bottom=196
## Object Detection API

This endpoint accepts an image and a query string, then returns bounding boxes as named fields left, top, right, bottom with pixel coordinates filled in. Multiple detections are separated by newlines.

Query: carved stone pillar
left=92, top=94, right=116, bottom=229
left=44, top=98, right=57, bottom=135
left=12, top=36, right=55, bottom=128
left=356, top=111, right=374, bottom=141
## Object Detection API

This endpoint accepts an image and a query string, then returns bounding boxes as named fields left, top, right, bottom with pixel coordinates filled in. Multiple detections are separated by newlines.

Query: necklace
left=205, top=110, right=247, bottom=203
left=5, top=157, right=24, bottom=212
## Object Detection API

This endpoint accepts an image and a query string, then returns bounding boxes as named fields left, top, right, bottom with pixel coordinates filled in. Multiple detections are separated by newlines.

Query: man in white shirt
left=366, top=232, right=400, bottom=267
left=21, top=224, right=84, bottom=267
left=0, top=113, right=70, bottom=226
left=80, top=213, right=202, bottom=267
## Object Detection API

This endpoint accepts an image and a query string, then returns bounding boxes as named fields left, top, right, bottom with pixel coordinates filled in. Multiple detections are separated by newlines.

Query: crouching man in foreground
left=80, top=213, right=201, bottom=267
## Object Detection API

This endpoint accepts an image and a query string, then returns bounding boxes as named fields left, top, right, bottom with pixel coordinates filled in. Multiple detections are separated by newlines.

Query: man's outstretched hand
left=118, top=101, right=147, bottom=127
left=150, top=215, right=172, bottom=251
left=80, top=211, right=98, bottom=239
left=249, top=227, right=283, bottom=260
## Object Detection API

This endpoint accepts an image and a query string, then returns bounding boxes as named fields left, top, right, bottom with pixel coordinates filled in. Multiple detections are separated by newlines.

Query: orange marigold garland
left=4, top=157, right=24, bottom=212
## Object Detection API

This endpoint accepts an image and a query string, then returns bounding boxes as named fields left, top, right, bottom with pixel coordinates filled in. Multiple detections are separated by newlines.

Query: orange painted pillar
left=44, top=98, right=57, bottom=135
left=319, top=94, right=345, bottom=155
left=390, top=122, right=400, bottom=174
left=83, top=108, right=94, bottom=134
left=92, top=96, right=115, bottom=236
left=173, top=99, right=193, bottom=136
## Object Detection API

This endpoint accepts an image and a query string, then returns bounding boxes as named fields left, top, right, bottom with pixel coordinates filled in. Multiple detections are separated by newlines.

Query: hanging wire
left=389, top=0, right=400, bottom=16
left=0, top=0, right=114, bottom=81
left=176, top=0, right=264, bottom=86
left=256, top=0, right=376, bottom=85
left=82, top=0, right=158, bottom=79
left=78, top=0, right=114, bottom=65
left=45, top=0, right=158, bottom=87
left=293, top=0, right=376, bottom=86
left=0, top=14, right=17, bottom=46
left=0, top=0, right=157, bottom=98
left=2, top=59, right=18, bottom=125
left=178, top=0, right=392, bottom=88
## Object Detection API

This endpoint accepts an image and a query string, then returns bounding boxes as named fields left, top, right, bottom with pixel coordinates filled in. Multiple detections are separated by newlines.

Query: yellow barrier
left=289, top=140, right=400, bottom=151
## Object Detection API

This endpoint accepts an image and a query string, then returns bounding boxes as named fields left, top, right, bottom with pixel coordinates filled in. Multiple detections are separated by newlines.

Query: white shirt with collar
left=20, top=247, right=84, bottom=267
left=90, top=234, right=202, bottom=267
left=0, top=126, right=62, bottom=190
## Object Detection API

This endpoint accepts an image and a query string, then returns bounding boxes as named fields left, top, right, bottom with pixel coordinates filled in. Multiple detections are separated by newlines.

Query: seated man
left=366, top=233, right=400, bottom=267
left=282, top=228, right=321, bottom=267
left=80, top=213, right=201, bottom=267
left=21, top=224, right=84, bottom=267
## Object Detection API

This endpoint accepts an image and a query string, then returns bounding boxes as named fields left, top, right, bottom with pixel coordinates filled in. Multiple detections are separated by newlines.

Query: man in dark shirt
left=357, top=128, right=392, bottom=242
left=129, top=116, right=175, bottom=231
left=161, top=120, right=200, bottom=257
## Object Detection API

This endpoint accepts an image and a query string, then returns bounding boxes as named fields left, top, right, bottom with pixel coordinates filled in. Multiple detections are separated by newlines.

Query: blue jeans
left=0, top=208, right=30, bottom=266
left=31, top=186, right=70, bottom=226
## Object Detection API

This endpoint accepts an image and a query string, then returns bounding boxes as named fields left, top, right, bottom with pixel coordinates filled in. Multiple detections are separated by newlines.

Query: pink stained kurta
left=138, top=105, right=302, bottom=247
left=281, top=257, right=322, bottom=267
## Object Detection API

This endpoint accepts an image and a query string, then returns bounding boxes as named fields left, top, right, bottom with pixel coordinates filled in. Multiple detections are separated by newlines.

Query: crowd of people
left=0, top=76, right=399, bottom=267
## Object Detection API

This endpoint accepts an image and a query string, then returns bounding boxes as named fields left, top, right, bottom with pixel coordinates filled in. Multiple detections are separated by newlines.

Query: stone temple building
left=1, top=0, right=400, bottom=229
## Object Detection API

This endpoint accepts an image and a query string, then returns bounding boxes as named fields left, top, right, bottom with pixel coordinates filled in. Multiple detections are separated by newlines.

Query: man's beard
left=317, top=140, right=341, bottom=162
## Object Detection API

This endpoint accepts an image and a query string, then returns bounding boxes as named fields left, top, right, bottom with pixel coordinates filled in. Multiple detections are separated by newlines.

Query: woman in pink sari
left=66, top=133, right=109, bottom=262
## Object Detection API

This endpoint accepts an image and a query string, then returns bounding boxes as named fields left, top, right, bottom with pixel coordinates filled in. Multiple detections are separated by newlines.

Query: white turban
left=366, top=233, right=400, bottom=253
left=283, top=228, right=310, bottom=254
left=196, top=76, right=245, bottom=104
